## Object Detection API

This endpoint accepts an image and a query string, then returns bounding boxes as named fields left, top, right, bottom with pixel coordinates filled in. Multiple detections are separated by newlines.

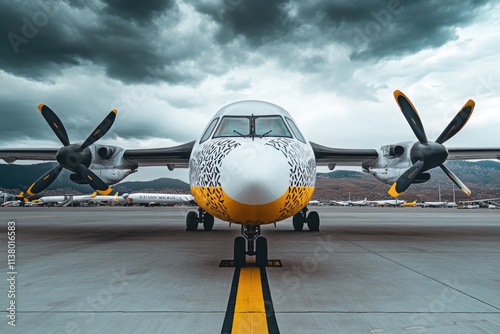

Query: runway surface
left=1, top=206, right=500, bottom=333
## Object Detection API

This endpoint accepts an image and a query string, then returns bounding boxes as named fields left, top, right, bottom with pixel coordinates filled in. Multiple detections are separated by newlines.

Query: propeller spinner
left=26, top=104, right=117, bottom=197
left=388, top=90, right=474, bottom=198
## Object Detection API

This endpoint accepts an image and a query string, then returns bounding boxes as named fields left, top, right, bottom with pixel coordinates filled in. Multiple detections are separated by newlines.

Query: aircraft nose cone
left=219, top=143, right=290, bottom=205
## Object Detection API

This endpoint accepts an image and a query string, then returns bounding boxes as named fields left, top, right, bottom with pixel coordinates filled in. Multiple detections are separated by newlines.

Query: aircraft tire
left=203, top=213, right=214, bottom=231
left=234, top=236, right=246, bottom=267
left=186, top=211, right=199, bottom=231
left=256, top=237, right=268, bottom=267
left=293, top=213, right=304, bottom=231
left=307, top=211, right=320, bottom=231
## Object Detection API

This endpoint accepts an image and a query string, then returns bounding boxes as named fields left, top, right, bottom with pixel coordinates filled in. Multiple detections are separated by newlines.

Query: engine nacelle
left=362, top=141, right=415, bottom=185
left=72, top=144, right=140, bottom=185
left=97, top=146, right=116, bottom=159
left=388, top=145, right=404, bottom=157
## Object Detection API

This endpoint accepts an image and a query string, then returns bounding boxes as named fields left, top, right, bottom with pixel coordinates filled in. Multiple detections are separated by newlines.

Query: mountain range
left=1, top=160, right=499, bottom=201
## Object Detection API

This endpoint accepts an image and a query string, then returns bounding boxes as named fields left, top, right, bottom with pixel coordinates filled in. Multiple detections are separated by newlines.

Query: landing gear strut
left=234, top=224, right=268, bottom=267
left=292, top=207, right=320, bottom=231
left=186, top=208, right=214, bottom=231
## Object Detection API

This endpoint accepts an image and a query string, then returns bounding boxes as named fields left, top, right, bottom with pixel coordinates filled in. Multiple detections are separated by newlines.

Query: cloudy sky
left=1, top=0, right=499, bottom=182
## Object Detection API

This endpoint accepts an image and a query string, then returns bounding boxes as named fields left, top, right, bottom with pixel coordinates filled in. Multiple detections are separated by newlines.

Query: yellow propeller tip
left=112, top=109, right=118, bottom=115
left=37, top=103, right=45, bottom=112
left=388, top=183, right=401, bottom=198
left=97, top=188, right=113, bottom=196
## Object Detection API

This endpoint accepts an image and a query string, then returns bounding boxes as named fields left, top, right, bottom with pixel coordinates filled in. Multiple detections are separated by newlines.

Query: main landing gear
left=186, top=207, right=215, bottom=231
left=292, top=206, right=320, bottom=231
left=234, top=225, right=268, bottom=267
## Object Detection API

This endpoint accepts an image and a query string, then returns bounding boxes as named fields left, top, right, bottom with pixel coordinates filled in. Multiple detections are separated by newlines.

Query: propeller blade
left=393, top=90, right=428, bottom=144
left=80, top=109, right=118, bottom=150
left=26, top=164, right=63, bottom=196
left=388, top=160, right=425, bottom=197
left=435, top=100, right=475, bottom=144
left=77, top=164, right=113, bottom=195
left=38, top=104, right=70, bottom=146
left=439, top=164, right=471, bottom=196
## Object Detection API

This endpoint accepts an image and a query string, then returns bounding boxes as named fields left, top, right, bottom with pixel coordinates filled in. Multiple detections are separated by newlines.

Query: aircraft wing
left=447, top=148, right=500, bottom=160
left=0, top=148, right=58, bottom=163
left=310, top=142, right=379, bottom=166
left=122, top=141, right=195, bottom=167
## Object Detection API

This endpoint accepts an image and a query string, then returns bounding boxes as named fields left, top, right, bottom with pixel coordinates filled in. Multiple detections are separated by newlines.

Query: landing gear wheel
left=307, top=211, right=320, bottom=231
left=256, top=237, right=268, bottom=267
left=234, top=236, right=246, bottom=267
left=293, top=213, right=304, bottom=231
left=203, top=213, right=214, bottom=231
left=186, top=211, right=198, bottom=231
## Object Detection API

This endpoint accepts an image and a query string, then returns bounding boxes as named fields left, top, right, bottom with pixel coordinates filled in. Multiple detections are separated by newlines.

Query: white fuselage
left=40, top=194, right=94, bottom=204
left=189, top=101, right=316, bottom=225
left=125, top=193, right=194, bottom=205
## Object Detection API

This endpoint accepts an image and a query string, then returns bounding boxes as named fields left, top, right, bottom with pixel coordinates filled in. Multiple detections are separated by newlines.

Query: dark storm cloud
left=0, top=0, right=212, bottom=84
left=195, top=0, right=291, bottom=44
left=102, top=0, right=175, bottom=25
left=198, top=0, right=492, bottom=63
left=0, top=0, right=493, bottom=87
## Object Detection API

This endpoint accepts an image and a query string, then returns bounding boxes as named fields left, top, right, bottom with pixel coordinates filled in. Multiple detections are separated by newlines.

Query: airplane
left=123, top=193, right=194, bottom=206
left=87, top=192, right=125, bottom=205
left=347, top=198, right=368, bottom=206
left=417, top=200, right=457, bottom=208
left=331, top=198, right=368, bottom=206
left=1, top=200, right=23, bottom=207
left=401, top=200, right=417, bottom=207
left=368, top=199, right=407, bottom=207
left=2, top=91, right=500, bottom=266
left=38, top=193, right=96, bottom=205
left=330, top=200, right=350, bottom=206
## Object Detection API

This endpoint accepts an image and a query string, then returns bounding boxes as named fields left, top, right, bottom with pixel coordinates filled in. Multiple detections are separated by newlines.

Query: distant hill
left=0, top=162, right=189, bottom=194
left=315, top=160, right=500, bottom=201
left=1, top=160, right=499, bottom=200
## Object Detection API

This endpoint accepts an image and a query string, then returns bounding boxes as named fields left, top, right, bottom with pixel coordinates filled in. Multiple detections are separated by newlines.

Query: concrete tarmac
left=1, top=206, right=499, bottom=333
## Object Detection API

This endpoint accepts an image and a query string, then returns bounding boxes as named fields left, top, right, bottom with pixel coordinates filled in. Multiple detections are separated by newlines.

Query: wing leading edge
left=310, top=141, right=379, bottom=166
left=123, top=141, right=195, bottom=167
left=0, top=148, right=58, bottom=163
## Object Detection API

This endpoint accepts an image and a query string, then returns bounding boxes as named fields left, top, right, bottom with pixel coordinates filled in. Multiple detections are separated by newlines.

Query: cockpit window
left=285, top=117, right=306, bottom=143
left=213, top=115, right=292, bottom=138
left=254, top=116, right=291, bottom=137
left=213, top=116, right=250, bottom=137
left=200, top=117, right=219, bottom=143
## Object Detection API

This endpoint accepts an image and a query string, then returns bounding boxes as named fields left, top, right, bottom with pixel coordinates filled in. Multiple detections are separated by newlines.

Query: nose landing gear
left=234, top=224, right=268, bottom=267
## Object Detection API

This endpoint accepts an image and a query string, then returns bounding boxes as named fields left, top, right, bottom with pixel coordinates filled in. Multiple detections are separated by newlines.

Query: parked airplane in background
left=369, top=199, right=407, bottom=207
left=39, top=193, right=96, bottom=205
left=329, top=195, right=366, bottom=206
left=2, top=91, right=500, bottom=266
left=124, top=193, right=194, bottom=206
left=402, top=200, right=417, bottom=207
left=1, top=200, right=23, bottom=207
left=417, top=201, right=457, bottom=208
left=88, top=192, right=125, bottom=205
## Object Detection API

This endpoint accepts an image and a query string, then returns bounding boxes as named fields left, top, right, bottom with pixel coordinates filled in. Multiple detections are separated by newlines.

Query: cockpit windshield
left=213, top=115, right=292, bottom=138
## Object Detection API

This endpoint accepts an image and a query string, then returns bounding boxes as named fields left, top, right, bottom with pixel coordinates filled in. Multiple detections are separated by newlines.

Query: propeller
left=388, top=90, right=474, bottom=197
left=26, top=104, right=117, bottom=196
